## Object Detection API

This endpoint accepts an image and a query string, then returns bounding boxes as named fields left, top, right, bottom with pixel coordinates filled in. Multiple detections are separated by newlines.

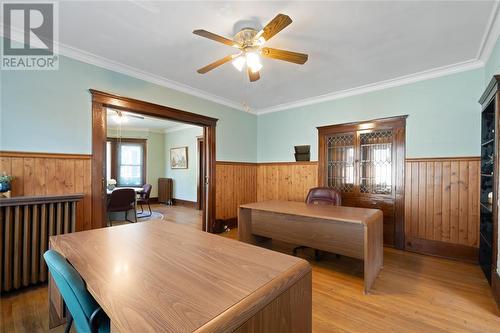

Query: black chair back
left=141, top=184, right=152, bottom=200
left=108, top=188, right=136, bottom=212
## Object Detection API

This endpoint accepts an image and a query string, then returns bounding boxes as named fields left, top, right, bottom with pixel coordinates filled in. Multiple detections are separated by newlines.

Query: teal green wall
left=107, top=128, right=165, bottom=198
left=0, top=50, right=257, bottom=162
left=485, top=36, right=500, bottom=84
left=257, top=68, right=484, bottom=162
left=165, top=126, right=203, bottom=202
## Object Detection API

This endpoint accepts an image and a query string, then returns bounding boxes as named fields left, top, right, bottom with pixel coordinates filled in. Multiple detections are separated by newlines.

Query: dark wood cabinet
left=317, top=116, right=406, bottom=248
left=479, top=75, right=500, bottom=285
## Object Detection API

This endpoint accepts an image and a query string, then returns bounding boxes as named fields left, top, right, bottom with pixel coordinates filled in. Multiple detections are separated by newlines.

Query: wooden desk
left=48, top=221, right=311, bottom=333
left=238, top=200, right=383, bottom=294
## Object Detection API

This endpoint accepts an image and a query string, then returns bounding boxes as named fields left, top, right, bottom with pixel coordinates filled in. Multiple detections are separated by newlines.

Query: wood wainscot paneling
left=216, top=161, right=317, bottom=226
left=404, top=157, right=480, bottom=262
left=256, top=162, right=318, bottom=202
left=216, top=162, right=257, bottom=224
left=0, top=151, right=93, bottom=231
left=233, top=158, right=480, bottom=263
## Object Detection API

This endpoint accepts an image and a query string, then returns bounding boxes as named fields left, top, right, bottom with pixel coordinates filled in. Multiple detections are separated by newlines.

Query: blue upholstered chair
left=43, top=250, right=110, bottom=333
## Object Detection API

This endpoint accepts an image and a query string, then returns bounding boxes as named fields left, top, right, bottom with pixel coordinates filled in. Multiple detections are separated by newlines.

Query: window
left=106, top=138, right=147, bottom=187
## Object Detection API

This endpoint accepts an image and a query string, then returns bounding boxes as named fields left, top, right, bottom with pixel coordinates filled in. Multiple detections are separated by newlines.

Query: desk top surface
left=49, top=221, right=309, bottom=333
left=240, top=200, right=382, bottom=225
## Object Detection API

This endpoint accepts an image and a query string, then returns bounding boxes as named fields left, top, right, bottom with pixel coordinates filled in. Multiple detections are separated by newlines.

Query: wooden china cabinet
left=317, top=116, right=406, bottom=248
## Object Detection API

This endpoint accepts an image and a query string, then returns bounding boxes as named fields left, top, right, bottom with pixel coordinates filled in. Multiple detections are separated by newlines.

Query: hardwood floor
left=1, top=204, right=499, bottom=332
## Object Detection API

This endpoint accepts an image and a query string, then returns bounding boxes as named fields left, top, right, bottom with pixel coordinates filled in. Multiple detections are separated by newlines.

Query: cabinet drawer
left=342, top=197, right=394, bottom=216
left=342, top=197, right=395, bottom=246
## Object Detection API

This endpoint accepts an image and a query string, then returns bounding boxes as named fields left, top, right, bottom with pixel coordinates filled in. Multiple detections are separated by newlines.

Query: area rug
left=109, top=211, right=165, bottom=226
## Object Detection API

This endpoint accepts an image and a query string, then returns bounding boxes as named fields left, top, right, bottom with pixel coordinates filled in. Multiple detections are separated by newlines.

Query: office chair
left=107, top=188, right=137, bottom=226
left=43, top=250, right=110, bottom=333
left=137, top=184, right=153, bottom=218
left=293, top=187, right=342, bottom=260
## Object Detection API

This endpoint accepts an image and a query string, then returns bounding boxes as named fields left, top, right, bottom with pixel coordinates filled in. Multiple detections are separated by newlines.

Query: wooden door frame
left=317, top=115, right=407, bottom=249
left=90, top=89, right=217, bottom=232
left=196, top=136, right=205, bottom=211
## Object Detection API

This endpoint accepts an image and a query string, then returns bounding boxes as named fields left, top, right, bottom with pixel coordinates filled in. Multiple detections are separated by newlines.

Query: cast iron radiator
left=0, top=193, right=83, bottom=293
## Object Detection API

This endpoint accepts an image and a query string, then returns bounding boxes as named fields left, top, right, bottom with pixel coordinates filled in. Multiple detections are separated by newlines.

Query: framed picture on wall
left=170, top=146, right=188, bottom=169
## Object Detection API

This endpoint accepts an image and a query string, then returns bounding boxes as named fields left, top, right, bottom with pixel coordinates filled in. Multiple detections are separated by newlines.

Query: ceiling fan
left=193, top=14, right=308, bottom=82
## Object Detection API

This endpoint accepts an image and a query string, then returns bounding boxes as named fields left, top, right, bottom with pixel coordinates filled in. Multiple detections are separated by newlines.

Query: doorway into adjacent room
left=105, top=109, right=206, bottom=229
left=90, top=90, right=217, bottom=232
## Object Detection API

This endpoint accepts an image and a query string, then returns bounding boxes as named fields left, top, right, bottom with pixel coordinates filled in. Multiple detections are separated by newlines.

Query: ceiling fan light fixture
left=256, top=36, right=266, bottom=46
left=194, top=13, right=307, bottom=82
left=232, top=55, right=246, bottom=72
left=112, top=113, right=128, bottom=124
left=246, top=52, right=262, bottom=73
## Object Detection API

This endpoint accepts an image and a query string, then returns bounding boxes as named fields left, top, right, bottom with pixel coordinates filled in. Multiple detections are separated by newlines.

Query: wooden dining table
left=48, top=221, right=312, bottom=332
left=105, top=186, right=144, bottom=195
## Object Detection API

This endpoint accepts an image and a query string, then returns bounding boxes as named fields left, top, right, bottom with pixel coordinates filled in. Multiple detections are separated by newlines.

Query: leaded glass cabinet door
left=358, top=129, right=393, bottom=196
left=318, top=116, right=406, bottom=249
left=326, top=133, right=355, bottom=194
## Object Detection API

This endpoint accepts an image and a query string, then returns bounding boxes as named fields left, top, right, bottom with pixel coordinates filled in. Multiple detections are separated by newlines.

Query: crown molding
left=255, top=59, right=484, bottom=114
left=0, top=27, right=248, bottom=113
left=164, top=124, right=199, bottom=133
left=477, top=0, right=500, bottom=63
left=3, top=3, right=499, bottom=117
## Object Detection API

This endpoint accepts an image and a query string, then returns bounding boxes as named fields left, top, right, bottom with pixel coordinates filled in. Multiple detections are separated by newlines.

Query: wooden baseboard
left=493, top=271, right=500, bottom=309
left=405, top=238, right=478, bottom=263
left=173, top=198, right=197, bottom=208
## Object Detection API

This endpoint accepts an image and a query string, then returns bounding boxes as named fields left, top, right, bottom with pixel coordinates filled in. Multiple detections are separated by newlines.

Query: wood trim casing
left=0, top=193, right=84, bottom=207
left=106, top=137, right=147, bottom=186
left=89, top=89, right=217, bottom=127
left=405, top=238, right=479, bottom=263
left=406, top=156, right=480, bottom=162
left=0, top=151, right=91, bottom=159
left=91, top=89, right=218, bottom=231
left=257, top=161, right=317, bottom=166
left=316, top=115, right=409, bottom=133
left=216, top=161, right=258, bottom=166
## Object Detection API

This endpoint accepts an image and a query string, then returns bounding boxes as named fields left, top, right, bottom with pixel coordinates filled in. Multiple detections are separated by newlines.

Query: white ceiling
left=106, top=109, right=197, bottom=132
left=9, top=1, right=500, bottom=112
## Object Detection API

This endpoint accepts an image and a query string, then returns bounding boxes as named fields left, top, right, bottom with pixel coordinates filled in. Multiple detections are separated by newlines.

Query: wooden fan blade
left=261, top=47, right=308, bottom=64
left=193, top=29, right=239, bottom=47
left=248, top=68, right=260, bottom=82
left=197, top=55, right=235, bottom=74
left=257, top=14, right=292, bottom=42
